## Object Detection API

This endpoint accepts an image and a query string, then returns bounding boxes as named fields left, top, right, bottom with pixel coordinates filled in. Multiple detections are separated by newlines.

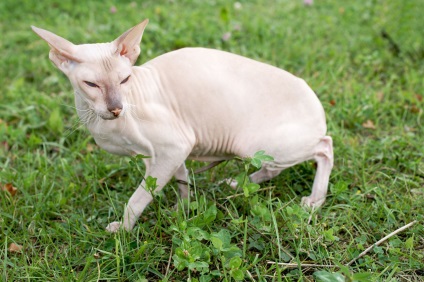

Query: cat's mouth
left=101, top=115, right=119, bottom=120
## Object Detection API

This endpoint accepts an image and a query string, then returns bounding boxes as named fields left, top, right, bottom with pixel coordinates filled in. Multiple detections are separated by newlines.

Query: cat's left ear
left=114, top=19, right=149, bottom=65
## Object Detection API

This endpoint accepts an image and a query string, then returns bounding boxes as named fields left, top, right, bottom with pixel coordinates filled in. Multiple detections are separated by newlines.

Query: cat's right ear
left=31, top=26, right=81, bottom=72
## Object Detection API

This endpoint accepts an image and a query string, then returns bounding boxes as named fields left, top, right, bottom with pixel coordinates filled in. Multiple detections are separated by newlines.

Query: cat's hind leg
left=221, top=165, right=284, bottom=189
left=301, top=136, right=333, bottom=208
left=174, top=163, right=189, bottom=198
left=249, top=166, right=284, bottom=184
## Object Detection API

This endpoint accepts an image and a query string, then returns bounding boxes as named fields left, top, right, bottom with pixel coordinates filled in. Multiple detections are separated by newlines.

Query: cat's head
left=32, top=20, right=149, bottom=120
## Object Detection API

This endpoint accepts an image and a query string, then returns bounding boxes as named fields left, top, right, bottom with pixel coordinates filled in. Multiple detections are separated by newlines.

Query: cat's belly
left=187, top=140, right=237, bottom=162
left=188, top=154, right=233, bottom=162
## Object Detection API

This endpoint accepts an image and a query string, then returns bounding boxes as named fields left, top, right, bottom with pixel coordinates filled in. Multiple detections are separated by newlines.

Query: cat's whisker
left=63, top=113, right=92, bottom=138
left=119, top=115, right=127, bottom=135
left=62, top=105, right=93, bottom=136
left=74, top=90, right=96, bottom=110
left=78, top=108, right=93, bottom=123
left=64, top=120, right=85, bottom=138
left=57, top=102, right=93, bottom=138
left=94, top=114, right=109, bottom=140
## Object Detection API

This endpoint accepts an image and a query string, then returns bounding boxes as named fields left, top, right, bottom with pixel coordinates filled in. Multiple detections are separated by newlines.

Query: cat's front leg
left=106, top=154, right=189, bottom=233
left=106, top=182, right=154, bottom=232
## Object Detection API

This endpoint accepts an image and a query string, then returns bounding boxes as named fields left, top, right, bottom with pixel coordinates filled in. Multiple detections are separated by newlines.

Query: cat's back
left=143, top=47, right=298, bottom=82
left=140, top=47, right=312, bottom=105
left=135, top=47, right=325, bottom=134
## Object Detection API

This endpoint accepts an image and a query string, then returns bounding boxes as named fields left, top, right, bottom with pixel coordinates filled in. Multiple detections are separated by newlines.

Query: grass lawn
left=1, top=0, right=423, bottom=281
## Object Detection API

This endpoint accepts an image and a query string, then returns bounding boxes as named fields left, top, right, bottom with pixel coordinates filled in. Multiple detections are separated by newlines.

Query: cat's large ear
left=31, top=26, right=81, bottom=71
left=114, top=19, right=149, bottom=65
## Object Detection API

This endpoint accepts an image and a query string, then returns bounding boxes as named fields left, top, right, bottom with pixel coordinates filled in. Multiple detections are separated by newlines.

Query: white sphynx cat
left=32, top=19, right=333, bottom=232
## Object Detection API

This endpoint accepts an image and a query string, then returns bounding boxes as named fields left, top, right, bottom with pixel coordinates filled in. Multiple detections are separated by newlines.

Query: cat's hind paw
left=218, top=178, right=238, bottom=189
left=106, top=221, right=122, bottom=233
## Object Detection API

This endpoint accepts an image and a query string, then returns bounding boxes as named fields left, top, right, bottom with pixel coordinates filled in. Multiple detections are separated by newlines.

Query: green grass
left=1, top=0, right=423, bottom=281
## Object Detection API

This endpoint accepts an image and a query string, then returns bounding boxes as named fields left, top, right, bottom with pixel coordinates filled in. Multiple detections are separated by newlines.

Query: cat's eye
left=120, top=75, right=131, bottom=84
left=84, top=81, right=99, bottom=88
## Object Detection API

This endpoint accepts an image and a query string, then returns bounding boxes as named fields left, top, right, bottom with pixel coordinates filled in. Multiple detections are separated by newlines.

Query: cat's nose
left=110, top=108, right=122, bottom=117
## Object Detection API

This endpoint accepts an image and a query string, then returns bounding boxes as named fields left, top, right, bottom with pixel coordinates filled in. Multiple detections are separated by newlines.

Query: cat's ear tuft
left=31, top=26, right=81, bottom=70
left=114, top=19, right=149, bottom=65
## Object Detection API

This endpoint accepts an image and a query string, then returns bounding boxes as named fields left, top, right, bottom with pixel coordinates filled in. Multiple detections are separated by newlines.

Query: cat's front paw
left=301, top=196, right=325, bottom=209
left=106, top=221, right=122, bottom=233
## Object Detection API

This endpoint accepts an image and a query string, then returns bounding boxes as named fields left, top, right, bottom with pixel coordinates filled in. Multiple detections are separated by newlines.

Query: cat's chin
left=100, top=115, right=119, bottom=120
